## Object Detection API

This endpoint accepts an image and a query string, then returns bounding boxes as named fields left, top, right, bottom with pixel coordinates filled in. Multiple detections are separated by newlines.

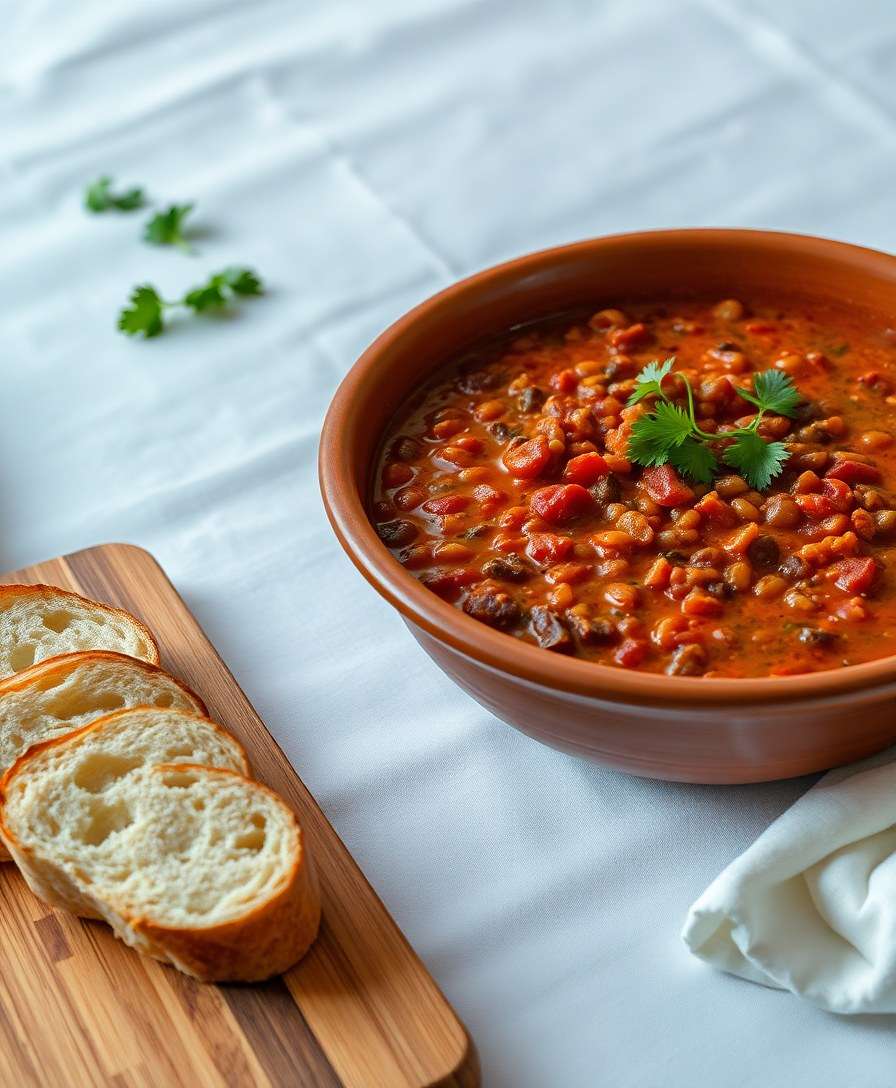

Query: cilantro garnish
left=117, top=267, right=263, bottom=338
left=143, top=203, right=195, bottom=251
left=117, top=286, right=165, bottom=338
left=669, top=436, right=719, bottom=482
left=732, top=368, right=801, bottom=417
left=626, top=357, right=800, bottom=490
left=183, top=266, right=262, bottom=310
left=627, top=401, right=692, bottom=466
left=721, top=430, right=789, bottom=491
left=84, top=176, right=146, bottom=213
left=626, top=358, right=675, bottom=405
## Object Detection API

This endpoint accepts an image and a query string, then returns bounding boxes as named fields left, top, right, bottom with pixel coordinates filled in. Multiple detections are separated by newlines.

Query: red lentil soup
left=371, top=299, right=896, bottom=677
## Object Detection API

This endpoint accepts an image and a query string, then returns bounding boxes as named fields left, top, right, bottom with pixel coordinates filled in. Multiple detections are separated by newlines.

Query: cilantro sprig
left=118, top=267, right=263, bottom=338
left=626, top=358, right=800, bottom=490
left=143, top=203, right=195, bottom=251
left=84, top=175, right=146, bottom=213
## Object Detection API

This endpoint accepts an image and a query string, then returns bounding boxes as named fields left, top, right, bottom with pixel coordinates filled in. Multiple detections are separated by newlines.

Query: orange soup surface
left=372, top=299, right=896, bottom=677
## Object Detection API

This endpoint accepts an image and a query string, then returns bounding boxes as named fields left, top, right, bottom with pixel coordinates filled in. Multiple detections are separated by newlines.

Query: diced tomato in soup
left=374, top=299, right=896, bottom=677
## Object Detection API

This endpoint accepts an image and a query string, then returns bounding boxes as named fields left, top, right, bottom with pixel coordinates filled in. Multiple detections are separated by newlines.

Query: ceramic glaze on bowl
left=319, top=230, right=896, bottom=783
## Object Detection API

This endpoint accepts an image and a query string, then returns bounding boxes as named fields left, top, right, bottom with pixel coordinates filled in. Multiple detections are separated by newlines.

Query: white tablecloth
left=4, top=2, right=896, bottom=1084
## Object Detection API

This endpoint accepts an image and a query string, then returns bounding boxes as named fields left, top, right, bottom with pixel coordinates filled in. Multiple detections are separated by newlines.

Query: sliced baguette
left=0, top=707, right=251, bottom=916
left=0, top=652, right=208, bottom=862
left=0, top=651, right=207, bottom=779
left=1, top=714, right=318, bottom=981
left=0, top=584, right=159, bottom=678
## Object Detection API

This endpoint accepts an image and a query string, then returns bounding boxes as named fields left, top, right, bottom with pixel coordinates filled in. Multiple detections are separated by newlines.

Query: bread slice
left=1, top=713, right=318, bottom=981
left=0, top=706, right=251, bottom=917
left=0, top=584, right=159, bottom=679
left=0, top=705, right=249, bottom=892
left=0, top=651, right=207, bottom=828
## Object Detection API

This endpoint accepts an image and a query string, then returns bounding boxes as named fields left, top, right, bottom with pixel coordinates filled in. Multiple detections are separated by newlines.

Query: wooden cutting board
left=0, top=544, right=478, bottom=1088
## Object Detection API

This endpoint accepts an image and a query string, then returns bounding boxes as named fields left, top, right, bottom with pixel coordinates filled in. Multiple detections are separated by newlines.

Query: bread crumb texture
left=0, top=655, right=204, bottom=774
left=0, top=585, right=158, bottom=677
left=3, top=708, right=255, bottom=921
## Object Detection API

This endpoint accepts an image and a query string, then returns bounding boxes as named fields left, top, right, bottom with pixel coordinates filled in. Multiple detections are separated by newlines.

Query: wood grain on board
left=0, top=544, right=478, bottom=1088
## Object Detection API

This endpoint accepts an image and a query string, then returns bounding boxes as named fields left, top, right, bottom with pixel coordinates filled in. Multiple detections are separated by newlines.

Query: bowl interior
left=321, top=229, right=896, bottom=705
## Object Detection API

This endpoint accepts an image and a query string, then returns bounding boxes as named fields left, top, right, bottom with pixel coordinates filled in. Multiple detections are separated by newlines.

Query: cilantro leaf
left=668, top=436, right=718, bottom=483
left=143, top=203, right=195, bottom=250
left=85, top=175, right=145, bottom=213
left=752, top=369, right=801, bottom=416
left=647, top=401, right=694, bottom=446
left=183, top=283, right=226, bottom=311
left=84, top=177, right=114, bottom=212
left=184, top=267, right=264, bottom=312
left=627, top=401, right=693, bottom=466
left=627, top=423, right=670, bottom=467
left=636, top=358, right=675, bottom=388
left=722, top=432, right=789, bottom=490
left=215, top=266, right=263, bottom=296
left=735, top=369, right=800, bottom=417
left=627, top=357, right=675, bottom=406
left=625, top=360, right=803, bottom=491
left=118, top=268, right=264, bottom=338
left=117, top=285, right=165, bottom=338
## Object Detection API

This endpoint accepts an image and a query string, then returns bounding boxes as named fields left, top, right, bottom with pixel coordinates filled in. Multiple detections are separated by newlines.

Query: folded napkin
left=682, top=746, right=896, bottom=1014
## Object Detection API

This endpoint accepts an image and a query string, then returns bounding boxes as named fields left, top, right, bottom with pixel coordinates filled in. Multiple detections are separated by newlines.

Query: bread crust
left=1, top=830, right=98, bottom=916
left=0, top=584, right=161, bottom=669
left=0, top=707, right=251, bottom=788
left=0, top=760, right=319, bottom=983
left=121, top=767, right=321, bottom=981
left=0, top=651, right=206, bottom=712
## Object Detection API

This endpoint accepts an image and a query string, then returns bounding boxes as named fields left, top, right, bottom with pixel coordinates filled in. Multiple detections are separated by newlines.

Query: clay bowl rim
left=319, top=227, right=896, bottom=709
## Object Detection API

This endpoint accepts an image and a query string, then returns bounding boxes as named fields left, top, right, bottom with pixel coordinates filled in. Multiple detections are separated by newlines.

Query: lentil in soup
left=372, top=299, right=896, bottom=677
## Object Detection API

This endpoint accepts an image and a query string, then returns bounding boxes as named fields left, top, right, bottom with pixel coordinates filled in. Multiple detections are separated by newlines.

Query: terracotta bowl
left=319, top=229, right=896, bottom=784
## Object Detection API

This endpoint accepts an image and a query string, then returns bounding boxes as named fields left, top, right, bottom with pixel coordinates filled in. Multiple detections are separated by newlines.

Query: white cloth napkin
left=682, top=746, right=896, bottom=1014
